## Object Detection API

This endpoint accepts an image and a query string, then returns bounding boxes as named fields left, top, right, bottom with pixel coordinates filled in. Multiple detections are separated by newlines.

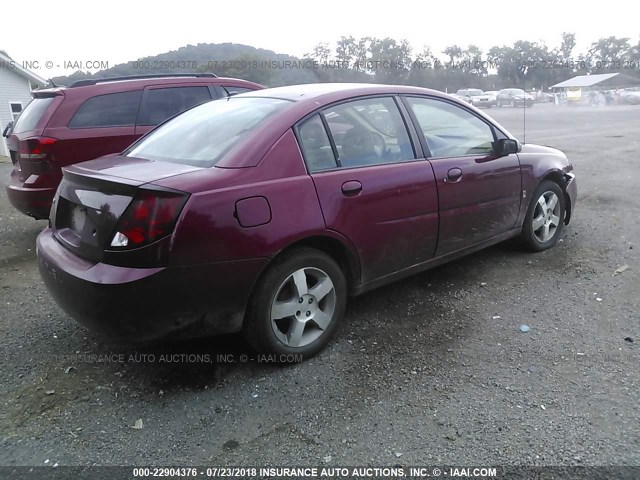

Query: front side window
left=69, top=90, right=142, bottom=128
left=406, top=97, right=495, bottom=157
left=127, top=97, right=290, bottom=167
left=322, top=97, right=414, bottom=168
left=137, top=86, right=212, bottom=126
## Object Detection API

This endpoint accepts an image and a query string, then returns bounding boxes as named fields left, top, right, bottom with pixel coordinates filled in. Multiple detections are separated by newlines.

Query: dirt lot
left=0, top=103, right=638, bottom=468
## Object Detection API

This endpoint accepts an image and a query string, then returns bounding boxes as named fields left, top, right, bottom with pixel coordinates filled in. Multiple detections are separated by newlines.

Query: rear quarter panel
left=164, top=130, right=330, bottom=266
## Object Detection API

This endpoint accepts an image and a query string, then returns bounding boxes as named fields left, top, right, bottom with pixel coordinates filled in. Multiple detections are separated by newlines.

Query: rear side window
left=137, top=86, right=212, bottom=126
left=297, top=114, right=337, bottom=172
left=12, top=97, right=54, bottom=134
left=68, top=90, right=142, bottom=128
left=127, top=97, right=290, bottom=167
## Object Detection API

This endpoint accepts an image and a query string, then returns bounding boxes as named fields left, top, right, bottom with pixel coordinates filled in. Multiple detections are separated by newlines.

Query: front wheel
left=520, top=180, right=565, bottom=251
left=243, top=248, right=347, bottom=359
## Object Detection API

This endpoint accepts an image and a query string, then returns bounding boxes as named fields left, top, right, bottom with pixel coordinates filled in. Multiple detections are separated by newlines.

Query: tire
left=243, top=247, right=347, bottom=359
left=520, top=180, right=565, bottom=251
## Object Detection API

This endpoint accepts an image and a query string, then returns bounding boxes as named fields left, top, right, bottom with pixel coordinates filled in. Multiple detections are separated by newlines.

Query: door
left=403, top=96, right=522, bottom=256
left=296, top=97, right=439, bottom=283
left=134, top=84, right=215, bottom=136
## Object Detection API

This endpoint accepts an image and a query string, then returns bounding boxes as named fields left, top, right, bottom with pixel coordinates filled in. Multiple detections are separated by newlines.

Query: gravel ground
left=0, top=103, right=638, bottom=469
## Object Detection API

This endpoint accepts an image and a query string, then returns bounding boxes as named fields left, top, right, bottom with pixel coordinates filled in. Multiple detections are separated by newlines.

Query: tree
left=587, top=36, right=631, bottom=72
left=460, top=45, right=486, bottom=75
left=352, top=37, right=373, bottom=72
left=369, top=37, right=412, bottom=82
left=442, top=45, right=463, bottom=66
left=307, top=43, right=332, bottom=65
left=336, top=36, right=357, bottom=68
left=558, top=32, right=576, bottom=59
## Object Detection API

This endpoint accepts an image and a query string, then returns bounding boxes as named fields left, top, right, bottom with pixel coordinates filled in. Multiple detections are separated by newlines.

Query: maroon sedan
left=37, top=83, right=577, bottom=358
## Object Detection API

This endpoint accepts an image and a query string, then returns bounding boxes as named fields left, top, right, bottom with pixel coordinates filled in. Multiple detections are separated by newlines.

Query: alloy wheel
left=532, top=191, right=561, bottom=242
left=270, top=267, right=336, bottom=348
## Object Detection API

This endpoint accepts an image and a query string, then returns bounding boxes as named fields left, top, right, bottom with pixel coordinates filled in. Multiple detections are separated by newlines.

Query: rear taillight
left=110, top=190, right=188, bottom=249
left=19, top=137, right=57, bottom=160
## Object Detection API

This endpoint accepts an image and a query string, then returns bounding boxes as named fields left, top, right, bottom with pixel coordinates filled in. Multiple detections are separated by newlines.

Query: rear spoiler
left=32, top=89, right=65, bottom=99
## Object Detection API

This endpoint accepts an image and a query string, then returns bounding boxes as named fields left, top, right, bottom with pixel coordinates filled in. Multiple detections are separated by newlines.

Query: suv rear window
left=126, top=97, right=290, bottom=167
left=12, top=97, right=55, bottom=134
left=69, top=90, right=142, bottom=128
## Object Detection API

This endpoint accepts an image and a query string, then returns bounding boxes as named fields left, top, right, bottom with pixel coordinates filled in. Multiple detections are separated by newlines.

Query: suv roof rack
left=69, top=73, right=218, bottom=88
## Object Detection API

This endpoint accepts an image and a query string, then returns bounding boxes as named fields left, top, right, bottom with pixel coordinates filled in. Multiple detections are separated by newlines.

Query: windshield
left=127, top=97, right=291, bottom=167
left=512, top=89, right=526, bottom=96
left=12, top=97, right=55, bottom=134
left=469, top=89, right=483, bottom=96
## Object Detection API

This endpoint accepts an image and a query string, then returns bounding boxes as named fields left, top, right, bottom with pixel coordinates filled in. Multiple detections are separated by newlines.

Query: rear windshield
left=12, top=97, right=55, bottom=134
left=126, top=97, right=291, bottom=167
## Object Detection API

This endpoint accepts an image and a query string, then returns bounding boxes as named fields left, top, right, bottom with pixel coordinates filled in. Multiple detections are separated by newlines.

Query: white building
left=0, top=51, right=47, bottom=156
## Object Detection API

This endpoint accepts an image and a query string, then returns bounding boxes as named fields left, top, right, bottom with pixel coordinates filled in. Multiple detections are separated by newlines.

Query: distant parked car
left=3, top=74, right=264, bottom=219
left=496, top=88, right=534, bottom=108
left=485, top=90, right=499, bottom=105
left=620, top=89, right=640, bottom=105
left=37, top=83, right=577, bottom=359
left=456, top=89, right=492, bottom=108
left=535, top=92, right=555, bottom=103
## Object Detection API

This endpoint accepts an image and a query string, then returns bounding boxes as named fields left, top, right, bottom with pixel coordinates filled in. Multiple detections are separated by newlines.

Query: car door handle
left=341, top=180, right=362, bottom=196
left=445, top=168, right=463, bottom=183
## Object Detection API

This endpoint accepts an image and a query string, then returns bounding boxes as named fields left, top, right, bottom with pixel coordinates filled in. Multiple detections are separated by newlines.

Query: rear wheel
left=520, top=180, right=565, bottom=251
left=243, top=248, right=347, bottom=359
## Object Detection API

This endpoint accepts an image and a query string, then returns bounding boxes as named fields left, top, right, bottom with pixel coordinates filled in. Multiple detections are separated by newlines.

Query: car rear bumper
left=37, top=228, right=269, bottom=343
left=6, top=170, right=57, bottom=219
left=6, top=175, right=56, bottom=220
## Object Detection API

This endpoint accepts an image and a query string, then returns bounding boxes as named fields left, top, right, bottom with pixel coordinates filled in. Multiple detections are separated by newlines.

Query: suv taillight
left=19, top=137, right=57, bottom=160
left=110, top=190, right=188, bottom=249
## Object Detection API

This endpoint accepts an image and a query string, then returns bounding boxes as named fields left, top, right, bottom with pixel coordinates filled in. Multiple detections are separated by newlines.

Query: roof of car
left=239, top=83, right=447, bottom=103
left=66, top=74, right=261, bottom=88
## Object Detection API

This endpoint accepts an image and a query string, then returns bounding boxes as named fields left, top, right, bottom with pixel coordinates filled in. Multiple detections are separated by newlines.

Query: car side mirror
left=2, top=121, right=13, bottom=137
left=494, top=138, right=520, bottom=157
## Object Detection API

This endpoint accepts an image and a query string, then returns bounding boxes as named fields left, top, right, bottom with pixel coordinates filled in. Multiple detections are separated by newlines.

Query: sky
left=2, top=0, right=639, bottom=79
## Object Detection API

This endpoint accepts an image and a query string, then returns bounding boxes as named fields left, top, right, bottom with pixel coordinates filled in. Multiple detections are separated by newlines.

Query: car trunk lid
left=51, top=156, right=199, bottom=262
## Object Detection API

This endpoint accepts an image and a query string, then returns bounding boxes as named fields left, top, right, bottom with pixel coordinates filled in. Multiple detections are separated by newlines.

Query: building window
left=9, top=102, right=23, bottom=121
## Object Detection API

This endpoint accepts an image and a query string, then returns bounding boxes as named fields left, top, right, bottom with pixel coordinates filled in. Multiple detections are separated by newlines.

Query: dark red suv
left=3, top=74, right=263, bottom=219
